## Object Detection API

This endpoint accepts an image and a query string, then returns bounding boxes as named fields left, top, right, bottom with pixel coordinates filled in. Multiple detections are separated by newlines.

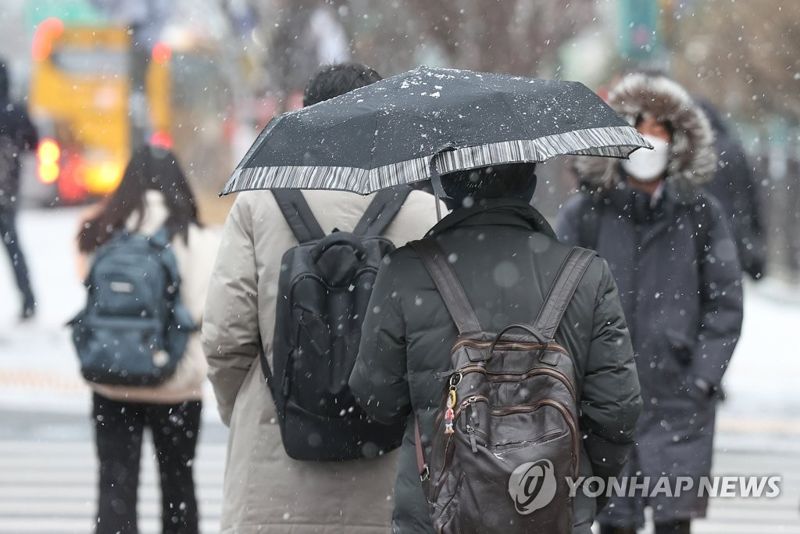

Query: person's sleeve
left=349, top=254, right=411, bottom=424
left=580, top=258, right=642, bottom=485
left=729, top=146, right=766, bottom=279
left=690, top=199, right=744, bottom=389
left=182, top=226, right=221, bottom=324
left=201, top=197, right=260, bottom=426
left=554, top=193, right=587, bottom=246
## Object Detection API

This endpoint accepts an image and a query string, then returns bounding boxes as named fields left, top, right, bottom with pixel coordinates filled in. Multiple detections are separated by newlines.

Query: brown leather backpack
left=411, top=240, right=595, bottom=534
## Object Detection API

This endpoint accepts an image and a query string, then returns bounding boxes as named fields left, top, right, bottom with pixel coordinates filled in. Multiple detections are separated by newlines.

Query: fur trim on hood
left=576, top=73, right=716, bottom=194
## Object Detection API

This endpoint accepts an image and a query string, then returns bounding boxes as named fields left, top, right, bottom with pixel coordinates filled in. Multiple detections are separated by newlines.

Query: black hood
left=695, top=98, right=728, bottom=135
left=439, top=163, right=538, bottom=210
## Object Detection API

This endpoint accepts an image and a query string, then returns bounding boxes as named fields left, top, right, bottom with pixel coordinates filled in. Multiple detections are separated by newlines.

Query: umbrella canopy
left=222, top=66, right=650, bottom=196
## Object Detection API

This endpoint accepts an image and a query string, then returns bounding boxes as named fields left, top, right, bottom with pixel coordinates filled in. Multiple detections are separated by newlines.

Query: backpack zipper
left=457, top=365, right=577, bottom=401
left=451, top=396, right=580, bottom=478
left=289, top=268, right=379, bottom=292
left=452, top=339, right=568, bottom=355
left=489, top=399, right=580, bottom=478
left=432, top=395, right=489, bottom=489
left=433, top=395, right=581, bottom=500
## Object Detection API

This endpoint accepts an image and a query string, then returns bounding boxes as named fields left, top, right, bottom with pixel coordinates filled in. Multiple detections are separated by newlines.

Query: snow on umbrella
left=221, top=66, right=651, bottom=196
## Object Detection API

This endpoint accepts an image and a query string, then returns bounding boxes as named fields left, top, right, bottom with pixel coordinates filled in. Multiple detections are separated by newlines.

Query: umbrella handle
left=428, top=150, right=451, bottom=199
left=429, top=145, right=456, bottom=222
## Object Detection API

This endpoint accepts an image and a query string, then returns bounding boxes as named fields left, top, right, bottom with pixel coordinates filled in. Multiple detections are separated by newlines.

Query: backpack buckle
left=420, top=465, right=430, bottom=482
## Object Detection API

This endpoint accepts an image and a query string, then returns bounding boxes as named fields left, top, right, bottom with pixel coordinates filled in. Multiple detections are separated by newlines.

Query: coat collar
left=427, top=198, right=557, bottom=239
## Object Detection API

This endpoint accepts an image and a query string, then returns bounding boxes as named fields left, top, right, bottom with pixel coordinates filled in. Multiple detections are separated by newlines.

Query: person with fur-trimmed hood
left=556, top=73, right=743, bottom=534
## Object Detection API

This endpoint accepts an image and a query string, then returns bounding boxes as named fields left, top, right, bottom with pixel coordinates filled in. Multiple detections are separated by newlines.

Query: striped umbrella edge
left=220, top=125, right=649, bottom=196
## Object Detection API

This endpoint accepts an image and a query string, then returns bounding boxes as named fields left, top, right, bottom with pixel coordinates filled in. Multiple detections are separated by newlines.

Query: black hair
left=695, top=98, right=727, bottom=134
left=634, top=113, right=675, bottom=140
left=303, top=62, right=382, bottom=106
left=78, top=145, right=200, bottom=253
left=440, top=163, right=538, bottom=210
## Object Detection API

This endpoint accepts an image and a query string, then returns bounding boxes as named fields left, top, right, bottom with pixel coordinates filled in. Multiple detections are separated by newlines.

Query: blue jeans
left=0, top=208, right=35, bottom=308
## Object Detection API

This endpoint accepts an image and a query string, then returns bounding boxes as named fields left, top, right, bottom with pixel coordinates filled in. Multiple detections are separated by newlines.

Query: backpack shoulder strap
left=149, top=225, right=173, bottom=249
left=533, top=247, right=596, bottom=342
left=148, top=226, right=182, bottom=297
left=410, top=239, right=482, bottom=334
left=353, top=186, right=412, bottom=237
left=272, top=190, right=326, bottom=243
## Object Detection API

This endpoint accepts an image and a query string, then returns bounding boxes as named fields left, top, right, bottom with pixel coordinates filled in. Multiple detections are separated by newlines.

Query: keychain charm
left=444, top=407, right=455, bottom=435
left=444, top=387, right=457, bottom=435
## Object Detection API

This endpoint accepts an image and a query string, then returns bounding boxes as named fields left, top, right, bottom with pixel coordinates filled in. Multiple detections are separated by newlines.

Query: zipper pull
left=466, top=424, right=478, bottom=453
left=467, top=399, right=479, bottom=452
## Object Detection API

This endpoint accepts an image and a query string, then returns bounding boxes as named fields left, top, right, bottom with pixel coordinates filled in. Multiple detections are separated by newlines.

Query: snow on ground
left=722, top=278, right=800, bottom=419
left=1, top=206, right=799, bottom=437
left=0, top=207, right=87, bottom=413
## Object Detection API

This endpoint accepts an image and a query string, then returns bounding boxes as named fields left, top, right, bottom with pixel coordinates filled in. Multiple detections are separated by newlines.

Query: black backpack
left=411, top=241, right=594, bottom=534
left=265, top=187, right=412, bottom=461
left=70, top=228, right=195, bottom=386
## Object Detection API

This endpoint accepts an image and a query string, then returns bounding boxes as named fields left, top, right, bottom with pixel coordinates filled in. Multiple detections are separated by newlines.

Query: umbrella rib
left=498, top=91, right=539, bottom=163
left=365, top=107, right=382, bottom=195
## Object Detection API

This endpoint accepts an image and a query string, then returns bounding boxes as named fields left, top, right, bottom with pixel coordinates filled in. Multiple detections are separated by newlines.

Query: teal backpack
left=70, top=227, right=195, bottom=386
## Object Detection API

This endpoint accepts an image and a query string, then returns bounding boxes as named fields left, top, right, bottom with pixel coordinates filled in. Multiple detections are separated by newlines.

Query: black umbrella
left=222, top=66, right=649, bottom=196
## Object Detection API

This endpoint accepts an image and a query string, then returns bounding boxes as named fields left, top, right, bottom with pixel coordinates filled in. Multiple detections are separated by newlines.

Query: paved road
left=0, top=411, right=226, bottom=534
left=0, top=410, right=798, bottom=534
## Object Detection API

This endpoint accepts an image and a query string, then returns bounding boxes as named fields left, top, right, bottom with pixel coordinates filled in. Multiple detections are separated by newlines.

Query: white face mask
left=622, top=135, right=670, bottom=182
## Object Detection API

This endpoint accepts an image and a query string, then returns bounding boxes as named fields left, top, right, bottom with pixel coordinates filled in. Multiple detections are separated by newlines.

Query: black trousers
left=92, top=393, right=202, bottom=534
left=0, top=207, right=34, bottom=307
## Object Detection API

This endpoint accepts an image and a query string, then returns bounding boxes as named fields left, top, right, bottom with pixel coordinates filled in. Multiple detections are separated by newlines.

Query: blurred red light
left=150, top=131, right=173, bottom=149
left=32, top=18, right=64, bottom=62
left=151, top=42, right=172, bottom=65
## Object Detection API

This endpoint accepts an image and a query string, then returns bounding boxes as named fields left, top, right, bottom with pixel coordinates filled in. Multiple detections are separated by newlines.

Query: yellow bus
left=28, top=18, right=233, bottom=204
left=29, top=19, right=131, bottom=202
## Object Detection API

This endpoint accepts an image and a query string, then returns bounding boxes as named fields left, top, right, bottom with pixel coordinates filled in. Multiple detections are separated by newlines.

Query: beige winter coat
left=79, top=191, right=219, bottom=404
left=202, top=189, right=442, bottom=534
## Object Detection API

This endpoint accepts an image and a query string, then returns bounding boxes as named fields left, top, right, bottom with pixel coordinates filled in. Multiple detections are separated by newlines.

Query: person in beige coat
left=202, top=64, right=444, bottom=534
left=77, top=146, right=218, bottom=534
